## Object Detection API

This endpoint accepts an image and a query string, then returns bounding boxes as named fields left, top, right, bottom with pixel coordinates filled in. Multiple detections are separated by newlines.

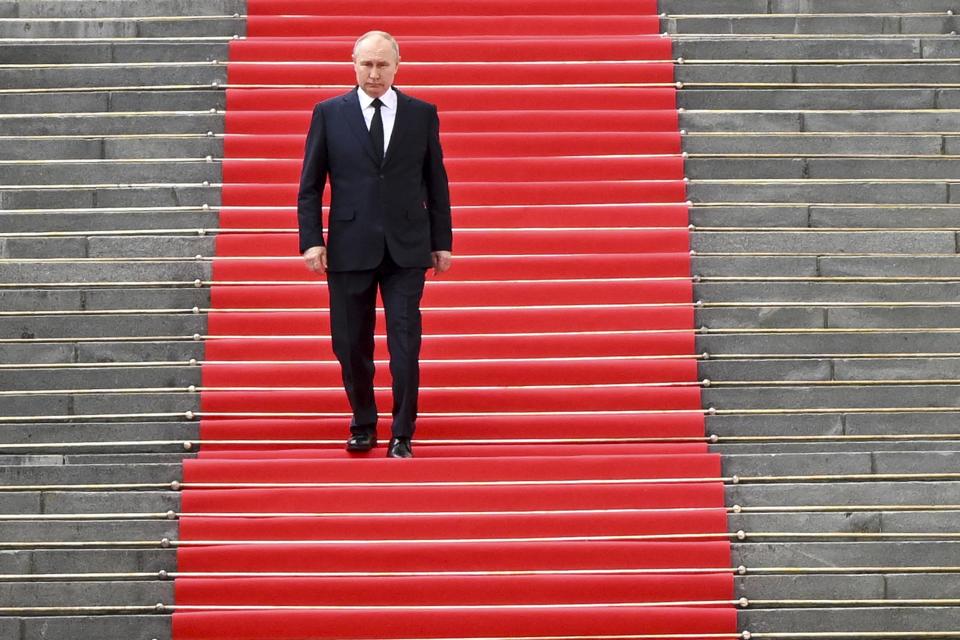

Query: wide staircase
left=1, top=1, right=959, bottom=638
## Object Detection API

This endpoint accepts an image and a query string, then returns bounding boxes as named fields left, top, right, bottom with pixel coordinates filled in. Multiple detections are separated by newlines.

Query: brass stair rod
left=0, top=503, right=957, bottom=521
left=4, top=471, right=960, bottom=492
left=3, top=432, right=960, bottom=450
left=1, top=531, right=959, bottom=549
left=5, top=565, right=960, bottom=581
left=10, top=405, right=960, bottom=424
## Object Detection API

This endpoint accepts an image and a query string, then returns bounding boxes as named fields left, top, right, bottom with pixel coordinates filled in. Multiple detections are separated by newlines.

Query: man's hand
left=304, top=245, right=327, bottom=274
left=431, top=250, right=452, bottom=275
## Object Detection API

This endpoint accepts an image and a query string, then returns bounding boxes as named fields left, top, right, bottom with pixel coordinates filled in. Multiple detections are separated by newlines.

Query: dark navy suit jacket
left=296, top=87, right=452, bottom=272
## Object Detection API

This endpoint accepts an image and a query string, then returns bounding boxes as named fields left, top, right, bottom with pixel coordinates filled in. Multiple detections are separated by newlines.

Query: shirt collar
left=357, top=86, right=397, bottom=111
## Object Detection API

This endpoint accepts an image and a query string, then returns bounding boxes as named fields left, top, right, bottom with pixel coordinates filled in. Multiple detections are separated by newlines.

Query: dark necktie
left=369, top=97, right=384, bottom=165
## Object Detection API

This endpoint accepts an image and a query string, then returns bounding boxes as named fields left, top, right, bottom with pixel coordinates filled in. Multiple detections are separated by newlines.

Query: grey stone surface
left=674, top=38, right=922, bottom=61
left=0, top=91, right=109, bottom=114
left=722, top=452, right=873, bottom=476
left=689, top=205, right=810, bottom=228
left=670, top=16, right=905, bottom=36
left=676, top=63, right=794, bottom=84
left=42, top=491, right=180, bottom=514
left=707, top=414, right=844, bottom=437
left=112, top=42, right=230, bottom=63
left=0, top=64, right=227, bottom=90
left=0, top=315, right=206, bottom=340
left=0, top=209, right=219, bottom=232
left=0, top=343, right=76, bottom=365
left=138, top=18, right=244, bottom=38
left=804, top=111, right=960, bottom=132
left=0, top=136, right=104, bottom=160
left=809, top=206, right=960, bottom=229
left=845, top=412, right=960, bottom=435
left=736, top=574, right=886, bottom=599
left=0, top=261, right=208, bottom=284
left=0, top=42, right=226, bottom=64
left=703, top=384, right=960, bottom=410
left=794, top=63, right=960, bottom=84
left=67, top=452, right=196, bottom=463
left=0, top=394, right=71, bottom=417
left=729, top=511, right=883, bottom=534
left=887, top=574, right=960, bottom=598
left=680, top=111, right=802, bottom=132
left=1, top=236, right=88, bottom=258
left=922, top=39, right=960, bottom=58
left=0, top=366, right=199, bottom=392
left=75, top=341, right=205, bottom=363
left=700, top=359, right=832, bottom=381
left=873, top=450, right=960, bottom=474
left=698, top=307, right=827, bottom=329
left=0, top=159, right=221, bottom=184
left=688, top=181, right=949, bottom=205
left=0, top=464, right=181, bottom=485
left=30, top=548, right=176, bottom=573
left=19, top=0, right=242, bottom=17
left=82, top=288, right=211, bottom=310
left=698, top=331, right=960, bottom=355
left=2, top=185, right=219, bottom=210
left=0, top=187, right=95, bottom=210
left=104, top=136, right=223, bottom=159
left=694, top=231, right=955, bottom=253
left=0, top=520, right=176, bottom=542
left=680, top=88, right=938, bottom=110
left=732, top=541, right=960, bottom=566
left=833, top=357, right=960, bottom=380
left=0, top=289, right=82, bottom=311
left=685, top=133, right=944, bottom=155
left=0, top=580, right=172, bottom=607
left=714, top=440, right=960, bottom=454
left=806, top=158, right=960, bottom=179
left=87, top=236, right=217, bottom=258
left=0, top=492, right=42, bottom=515
left=0, top=621, right=16, bottom=640
left=71, top=392, right=200, bottom=415
left=728, top=481, right=960, bottom=507
left=827, top=307, right=960, bottom=328
left=0, top=18, right=240, bottom=39
left=698, top=281, right=960, bottom=302
left=108, top=89, right=226, bottom=111
left=821, top=257, right=960, bottom=277
left=0, top=114, right=223, bottom=136
left=21, top=615, right=170, bottom=640
left=881, top=511, right=960, bottom=534
left=693, top=256, right=819, bottom=276
left=686, top=157, right=806, bottom=179
left=662, top=0, right=769, bottom=12
left=0, top=421, right=198, bottom=445
left=741, top=606, right=960, bottom=632
left=790, top=0, right=960, bottom=11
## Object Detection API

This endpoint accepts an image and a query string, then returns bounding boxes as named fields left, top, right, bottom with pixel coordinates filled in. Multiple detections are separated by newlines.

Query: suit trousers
left=326, top=246, right=427, bottom=439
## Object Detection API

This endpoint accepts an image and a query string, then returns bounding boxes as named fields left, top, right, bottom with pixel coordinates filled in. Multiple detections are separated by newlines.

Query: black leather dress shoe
left=346, top=432, right=377, bottom=452
left=386, top=437, right=413, bottom=458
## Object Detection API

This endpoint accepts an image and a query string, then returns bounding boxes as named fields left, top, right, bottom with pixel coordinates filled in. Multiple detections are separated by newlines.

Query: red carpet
left=173, top=3, right=736, bottom=639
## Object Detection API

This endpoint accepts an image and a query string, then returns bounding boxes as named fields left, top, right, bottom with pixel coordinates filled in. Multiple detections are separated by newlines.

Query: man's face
left=353, top=36, right=399, bottom=99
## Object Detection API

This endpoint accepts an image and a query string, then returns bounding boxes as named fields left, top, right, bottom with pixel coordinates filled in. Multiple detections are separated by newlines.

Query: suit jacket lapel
left=340, top=88, right=380, bottom=166
left=382, top=88, right=409, bottom=168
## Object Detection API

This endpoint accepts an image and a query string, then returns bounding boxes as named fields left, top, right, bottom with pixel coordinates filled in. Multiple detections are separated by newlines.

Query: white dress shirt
left=357, top=86, right=397, bottom=156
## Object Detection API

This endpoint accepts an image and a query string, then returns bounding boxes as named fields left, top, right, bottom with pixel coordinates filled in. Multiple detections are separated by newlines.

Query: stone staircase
left=0, top=0, right=959, bottom=637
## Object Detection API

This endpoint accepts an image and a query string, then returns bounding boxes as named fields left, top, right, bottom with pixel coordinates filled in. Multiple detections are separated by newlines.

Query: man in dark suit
left=297, top=31, right=452, bottom=458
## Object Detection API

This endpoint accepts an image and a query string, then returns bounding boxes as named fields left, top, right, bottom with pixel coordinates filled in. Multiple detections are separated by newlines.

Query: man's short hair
left=353, top=31, right=401, bottom=61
